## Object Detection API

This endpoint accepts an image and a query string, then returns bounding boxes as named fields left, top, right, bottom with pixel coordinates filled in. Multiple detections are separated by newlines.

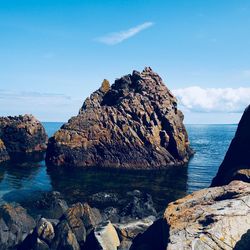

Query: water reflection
left=47, top=165, right=188, bottom=211
left=0, top=152, right=51, bottom=204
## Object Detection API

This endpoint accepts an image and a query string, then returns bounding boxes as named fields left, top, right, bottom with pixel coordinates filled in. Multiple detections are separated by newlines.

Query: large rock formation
left=46, top=67, right=192, bottom=169
left=131, top=180, right=250, bottom=250
left=0, top=114, right=48, bottom=157
left=211, top=105, right=250, bottom=186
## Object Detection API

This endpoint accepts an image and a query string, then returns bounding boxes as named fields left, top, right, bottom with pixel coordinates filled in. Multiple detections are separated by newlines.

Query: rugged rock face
left=211, top=105, right=250, bottom=186
left=0, top=203, right=35, bottom=249
left=46, top=67, right=192, bottom=169
left=131, top=180, right=250, bottom=250
left=0, top=114, right=48, bottom=155
left=0, top=139, right=9, bottom=163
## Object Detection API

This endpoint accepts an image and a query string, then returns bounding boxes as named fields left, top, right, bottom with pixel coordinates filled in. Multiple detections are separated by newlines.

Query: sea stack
left=0, top=114, right=48, bottom=158
left=211, top=105, right=250, bottom=186
left=46, top=67, right=192, bottom=169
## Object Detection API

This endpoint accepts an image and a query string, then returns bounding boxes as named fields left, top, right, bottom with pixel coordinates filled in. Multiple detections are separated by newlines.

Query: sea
left=0, top=123, right=237, bottom=212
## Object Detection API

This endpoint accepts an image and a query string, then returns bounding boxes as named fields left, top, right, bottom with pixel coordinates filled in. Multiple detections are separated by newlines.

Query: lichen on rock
left=46, top=67, right=193, bottom=169
left=131, top=180, right=250, bottom=250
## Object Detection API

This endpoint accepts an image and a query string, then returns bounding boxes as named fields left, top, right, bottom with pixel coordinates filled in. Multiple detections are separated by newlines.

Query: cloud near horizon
left=96, top=22, right=154, bottom=45
left=0, top=90, right=82, bottom=121
left=173, top=86, right=250, bottom=113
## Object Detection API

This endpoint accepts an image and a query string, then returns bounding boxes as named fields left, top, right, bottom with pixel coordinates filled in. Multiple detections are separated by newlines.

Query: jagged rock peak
left=46, top=67, right=193, bottom=169
left=80, top=67, right=174, bottom=112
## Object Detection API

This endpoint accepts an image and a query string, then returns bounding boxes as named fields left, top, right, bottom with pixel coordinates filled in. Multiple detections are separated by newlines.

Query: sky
left=0, top=0, right=250, bottom=123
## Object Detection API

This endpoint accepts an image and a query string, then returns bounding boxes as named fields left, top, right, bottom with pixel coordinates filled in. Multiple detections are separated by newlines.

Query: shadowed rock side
left=0, top=139, right=9, bottom=162
left=131, top=180, right=250, bottom=250
left=211, top=105, right=250, bottom=186
left=46, top=67, right=193, bottom=169
left=0, top=114, right=48, bottom=157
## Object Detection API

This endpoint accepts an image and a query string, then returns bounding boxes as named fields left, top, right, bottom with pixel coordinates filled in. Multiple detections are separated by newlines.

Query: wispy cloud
left=0, top=90, right=82, bottom=121
left=96, top=22, right=154, bottom=45
left=173, top=86, right=250, bottom=113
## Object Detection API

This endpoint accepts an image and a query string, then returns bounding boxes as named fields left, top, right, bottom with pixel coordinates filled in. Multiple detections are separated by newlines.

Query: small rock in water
left=35, top=191, right=68, bottom=219
left=0, top=114, right=48, bottom=156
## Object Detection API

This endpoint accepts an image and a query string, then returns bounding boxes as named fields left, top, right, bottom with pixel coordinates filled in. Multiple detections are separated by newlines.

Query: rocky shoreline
left=0, top=70, right=249, bottom=249
left=0, top=189, right=159, bottom=250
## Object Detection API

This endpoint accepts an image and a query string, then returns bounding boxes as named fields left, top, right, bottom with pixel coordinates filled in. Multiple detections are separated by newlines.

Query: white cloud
left=96, top=22, right=154, bottom=45
left=173, top=86, right=250, bottom=113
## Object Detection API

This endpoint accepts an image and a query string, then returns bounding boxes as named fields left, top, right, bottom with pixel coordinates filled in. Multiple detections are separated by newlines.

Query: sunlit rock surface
left=46, top=67, right=192, bottom=169
left=131, top=181, right=250, bottom=250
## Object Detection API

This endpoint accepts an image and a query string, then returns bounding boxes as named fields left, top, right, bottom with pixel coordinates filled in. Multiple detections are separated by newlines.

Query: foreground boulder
left=0, top=139, right=9, bottom=163
left=0, top=203, right=35, bottom=249
left=131, top=180, right=250, bottom=250
left=84, top=221, right=120, bottom=250
left=46, top=67, right=192, bottom=169
left=0, top=114, right=48, bottom=156
left=211, top=105, right=250, bottom=186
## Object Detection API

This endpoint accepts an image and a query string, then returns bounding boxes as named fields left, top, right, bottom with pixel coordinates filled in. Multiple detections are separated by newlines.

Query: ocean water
left=0, top=123, right=237, bottom=212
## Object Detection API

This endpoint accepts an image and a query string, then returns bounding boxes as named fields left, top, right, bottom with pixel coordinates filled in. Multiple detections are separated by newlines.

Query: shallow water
left=0, top=122, right=237, bottom=212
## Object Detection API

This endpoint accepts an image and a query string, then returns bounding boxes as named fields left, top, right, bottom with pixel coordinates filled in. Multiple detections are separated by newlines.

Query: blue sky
left=0, top=0, right=250, bottom=123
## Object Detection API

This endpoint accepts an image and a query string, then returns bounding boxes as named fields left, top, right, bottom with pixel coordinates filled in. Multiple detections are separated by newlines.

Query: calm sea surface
left=0, top=123, right=237, bottom=211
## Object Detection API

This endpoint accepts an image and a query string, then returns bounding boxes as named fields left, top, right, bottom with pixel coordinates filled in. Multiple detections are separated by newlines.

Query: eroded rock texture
left=131, top=180, right=250, bottom=250
left=0, top=114, right=48, bottom=155
left=0, top=203, right=35, bottom=249
left=211, top=105, right=250, bottom=186
left=164, top=180, right=250, bottom=250
left=46, top=67, right=192, bottom=169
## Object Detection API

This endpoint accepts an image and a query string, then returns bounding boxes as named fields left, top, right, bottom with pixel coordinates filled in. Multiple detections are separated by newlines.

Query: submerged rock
left=0, top=114, right=48, bottom=156
left=0, top=139, right=9, bottom=163
left=131, top=180, right=250, bottom=250
left=46, top=67, right=193, bottom=169
left=35, top=191, right=68, bottom=219
left=211, top=105, right=250, bottom=186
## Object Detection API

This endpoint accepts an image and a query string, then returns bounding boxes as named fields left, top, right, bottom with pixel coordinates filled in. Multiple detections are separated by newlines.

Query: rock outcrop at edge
left=211, top=105, right=250, bottom=186
left=46, top=67, right=193, bottom=169
left=131, top=180, right=250, bottom=250
left=0, top=114, right=48, bottom=158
